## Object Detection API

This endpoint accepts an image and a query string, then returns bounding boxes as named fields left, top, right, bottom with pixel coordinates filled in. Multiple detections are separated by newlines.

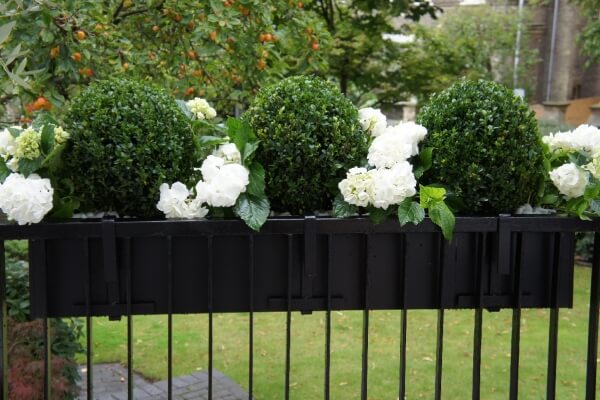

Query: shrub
left=244, top=75, right=368, bottom=214
left=6, top=249, right=83, bottom=399
left=417, top=79, right=544, bottom=213
left=62, top=78, right=196, bottom=217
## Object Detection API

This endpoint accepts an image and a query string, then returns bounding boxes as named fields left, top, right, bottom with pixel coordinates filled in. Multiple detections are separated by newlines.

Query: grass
left=82, top=266, right=598, bottom=399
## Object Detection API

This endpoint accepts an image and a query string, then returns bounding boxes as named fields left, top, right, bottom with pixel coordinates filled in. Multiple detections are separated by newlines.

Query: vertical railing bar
left=546, top=233, right=560, bottom=400
left=83, top=238, right=93, bottom=400
left=472, top=233, right=484, bottom=400
left=398, top=233, right=407, bottom=400
left=41, top=239, right=51, bottom=400
left=248, top=235, right=254, bottom=400
left=207, top=235, right=214, bottom=400
left=361, top=234, right=370, bottom=400
left=509, top=233, right=523, bottom=400
left=0, top=240, right=6, bottom=400
left=324, top=234, right=332, bottom=400
left=167, top=236, right=173, bottom=400
left=434, top=234, right=445, bottom=400
left=125, top=238, right=133, bottom=400
left=285, top=234, right=293, bottom=400
left=585, top=232, right=600, bottom=400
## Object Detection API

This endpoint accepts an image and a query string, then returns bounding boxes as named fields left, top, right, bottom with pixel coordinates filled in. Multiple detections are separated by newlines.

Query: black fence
left=0, top=215, right=598, bottom=399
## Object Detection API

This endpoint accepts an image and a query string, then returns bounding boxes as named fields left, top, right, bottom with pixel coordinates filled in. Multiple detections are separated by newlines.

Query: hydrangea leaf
left=0, top=162, right=10, bottom=183
left=429, top=200, right=455, bottom=241
left=368, top=206, right=390, bottom=224
left=40, top=124, right=55, bottom=155
left=18, top=158, right=42, bottom=177
left=397, top=198, right=425, bottom=226
left=234, top=193, right=270, bottom=231
left=246, top=162, right=265, bottom=197
left=333, top=196, right=358, bottom=218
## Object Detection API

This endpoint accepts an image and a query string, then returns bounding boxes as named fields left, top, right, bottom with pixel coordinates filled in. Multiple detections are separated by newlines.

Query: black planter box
left=20, top=216, right=579, bottom=319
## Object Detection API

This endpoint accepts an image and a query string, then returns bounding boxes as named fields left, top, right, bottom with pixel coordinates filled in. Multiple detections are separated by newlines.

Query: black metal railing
left=0, top=216, right=598, bottom=399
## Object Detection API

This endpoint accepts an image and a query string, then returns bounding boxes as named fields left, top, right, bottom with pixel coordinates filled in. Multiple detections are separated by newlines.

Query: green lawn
left=82, top=266, right=599, bottom=399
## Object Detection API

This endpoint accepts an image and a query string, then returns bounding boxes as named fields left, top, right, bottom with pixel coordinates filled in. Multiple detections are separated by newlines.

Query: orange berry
left=78, top=67, right=93, bottom=77
left=75, top=30, right=86, bottom=41
left=311, top=41, right=319, bottom=51
left=259, top=33, right=266, bottom=42
left=209, top=31, right=218, bottom=42
left=71, top=52, right=82, bottom=62
left=184, top=87, right=195, bottom=96
left=94, top=24, right=104, bottom=32
left=152, top=25, right=160, bottom=32
left=187, top=50, right=197, bottom=60
left=50, top=46, right=60, bottom=58
left=173, top=14, right=182, bottom=22
left=32, top=96, right=52, bottom=111
left=298, top=1, right=304, bottom=8
left=257, top=59, right=266, bottom=71
left=264, top=33, right=273, bottom=42
left=123, top=62, right=129, bottom=70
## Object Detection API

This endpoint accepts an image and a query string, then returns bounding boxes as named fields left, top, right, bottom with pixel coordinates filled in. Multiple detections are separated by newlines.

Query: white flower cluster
left=0, top=173, right=53, bottom=225
left=339, top=111, right=426, bottom=209
left=0, top=125, right=70, bottom=173
left=544, top=125, right=600, bottom=199
left=157, top=142, right=249, bottom=219
left=186, top=97, right=217, bottom=120
left=543, top=125, right=600, bottom=156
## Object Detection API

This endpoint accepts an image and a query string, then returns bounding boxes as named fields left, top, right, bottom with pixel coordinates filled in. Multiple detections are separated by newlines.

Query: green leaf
left=585, top=183, right=600, bottom=200
left=40, top=124, right=55, bottom=155
left=176, top=99, right=193, bottom=119
left=199, top=135, right=229, bottom=147
left=50, top=197, right=80, bottom=219
left=18, top=158, right=42, bottom=176
left=333, top=196, right=358, bottom=218
left=246, top=162, right=265, bottom=197
left=0, top=21, right=16, bottom=46
left=541, top=193, right=559, bottom=205
left=419, top=184, right=446, bottom=208
left=0, top=162, right=10, bottom=183
left=397, top=198, right=425, bottom=226
left=413, top=166, right=425, bottom=179
left=32, top=111, right=57, bottom=130
left=429, top=201, right=456, bottom=241
left=368, top=206, right=390, bottom=224
left=226, top=118, right=255, bottom=152
left=419, top=147, right=433, bottom=171
left=242, top=141, right=259, bottom=163
left=234, top=193, right=270, bottom=231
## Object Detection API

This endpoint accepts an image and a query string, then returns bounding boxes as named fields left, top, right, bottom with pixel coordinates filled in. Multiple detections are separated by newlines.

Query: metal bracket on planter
left=102, top=218, right=121, bottom=320
left=497, top=214, right=512, bottom=275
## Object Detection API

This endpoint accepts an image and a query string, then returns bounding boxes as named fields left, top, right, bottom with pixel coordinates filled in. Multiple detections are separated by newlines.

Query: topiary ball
left=417, top=79, right=544, bottom=213
left=244, top=75, right=368, bottom=214
left=62, top=78, right=195, bottom=217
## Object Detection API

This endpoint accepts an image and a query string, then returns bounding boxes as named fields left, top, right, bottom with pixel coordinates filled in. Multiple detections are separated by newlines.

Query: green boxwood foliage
left=417, top=79, right=544, bottom=213
left=245, top=75, right=368, bottom=214
left=62, top=79, right=195, bottom=217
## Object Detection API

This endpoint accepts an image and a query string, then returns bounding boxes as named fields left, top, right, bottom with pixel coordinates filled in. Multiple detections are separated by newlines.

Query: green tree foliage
left=307, top=0, right=439, bottom=105
left=399, top=4, right=539, bottom=102
left=573, top=0, right=600, bottom=65
left=0, top=0, right=328, bottom=122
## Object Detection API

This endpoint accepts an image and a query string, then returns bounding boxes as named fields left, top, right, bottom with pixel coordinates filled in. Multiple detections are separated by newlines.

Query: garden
left=2, top=0, right=600, bottom=399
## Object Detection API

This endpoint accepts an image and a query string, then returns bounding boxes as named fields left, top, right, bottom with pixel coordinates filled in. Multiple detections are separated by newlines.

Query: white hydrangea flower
left=544, top=125, right=600, bottom=155
left=358, top=108, right=387, bottom=137
left=0, top=173, right=53, bottom=225
left=368, top=129, right=414, bottom=168
left=369, top=162, right=417, bottom=209
left=549, top=163, right=589, bottom=199
left=196, top=156, right=249, bottom=207
left=338, top=167, right=374, bottom=207
left=390, top=122, right=428, bottom=156
left=186, top=97, right=217, bottom=120
left=0, top=128, right=17, bottom=159
left=213, top=143, right=242, bottom=164
left=584, top=154, right=600, bottom=180
left=515, top=204, right=555, bottom=215
left=53, top=126, right=70, bottom=144
left=6, top=157, right=18, bottom=172
left=156, top=182, right=209, bottom=219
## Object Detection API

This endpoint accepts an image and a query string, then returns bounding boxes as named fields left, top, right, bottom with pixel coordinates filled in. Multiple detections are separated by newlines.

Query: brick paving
left=77, top=364, right=247, bottom=400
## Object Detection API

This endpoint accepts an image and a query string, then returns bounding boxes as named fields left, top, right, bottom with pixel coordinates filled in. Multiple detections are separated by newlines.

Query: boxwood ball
left=62, top=78, right=195, bottom=217
left=417, top=79, right=544, bottom=213
left=245, top=75, right=368, bottom=215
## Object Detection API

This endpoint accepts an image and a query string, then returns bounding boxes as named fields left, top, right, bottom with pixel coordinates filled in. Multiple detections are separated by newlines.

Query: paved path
left=78, top=364, right=247, bottom=400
